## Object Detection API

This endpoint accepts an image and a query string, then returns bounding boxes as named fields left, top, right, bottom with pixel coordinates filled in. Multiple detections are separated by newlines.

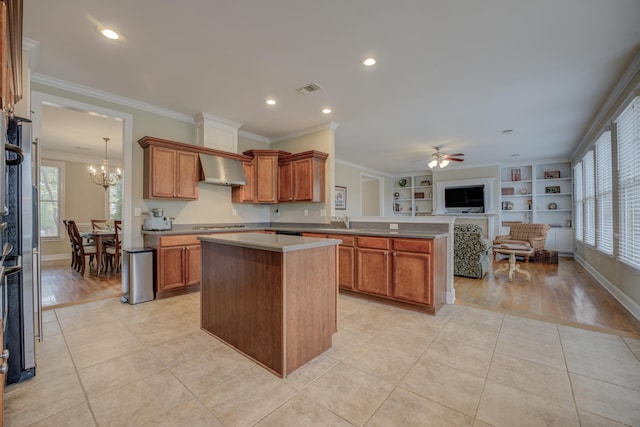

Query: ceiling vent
left=297, top=83, right=321, bottom=95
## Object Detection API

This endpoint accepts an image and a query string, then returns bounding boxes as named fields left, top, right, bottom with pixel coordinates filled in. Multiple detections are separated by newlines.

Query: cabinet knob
left=0, top=362, right=7, bottom=374
left=0, top=349, right=9, bottom=360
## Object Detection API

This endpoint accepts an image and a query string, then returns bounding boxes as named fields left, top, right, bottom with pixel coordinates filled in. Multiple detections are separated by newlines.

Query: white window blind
left=574, top=162, right=583, bottom=242
left=595, top=131, right=613, bottom=255
left=583, top=151, right=595, bottom=246
left=616, top=96, right=640, bottom=269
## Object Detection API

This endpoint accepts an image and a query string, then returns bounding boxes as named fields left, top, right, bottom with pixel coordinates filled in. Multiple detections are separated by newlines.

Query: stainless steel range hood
left=199, top=154, right=247, bottom=186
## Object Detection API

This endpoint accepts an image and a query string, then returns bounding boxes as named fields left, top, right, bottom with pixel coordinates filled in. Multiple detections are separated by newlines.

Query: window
left=39, top=160, right=65, bottom=239
left=595, top=131, right=613, bottom=255
left=583, top=151, right=595, bottom=246
left=616, top=97, right=640, bottom=269
left=107, top=180, right=122, bottom=220
left=574, top=162, right=583, bottom=242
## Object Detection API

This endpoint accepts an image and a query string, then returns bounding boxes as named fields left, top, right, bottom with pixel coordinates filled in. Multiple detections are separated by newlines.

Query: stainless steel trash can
left=121, top=248, right=154, bottom=304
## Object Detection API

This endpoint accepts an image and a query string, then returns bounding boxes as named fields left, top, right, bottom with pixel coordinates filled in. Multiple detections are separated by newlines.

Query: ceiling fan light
left=440, top=160, right=450, bottom=168
left=428, top=159, right=438, bottom=168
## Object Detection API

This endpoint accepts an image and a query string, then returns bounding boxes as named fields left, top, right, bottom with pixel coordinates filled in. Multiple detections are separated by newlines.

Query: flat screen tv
left=445, top=185, right=484, bottom=211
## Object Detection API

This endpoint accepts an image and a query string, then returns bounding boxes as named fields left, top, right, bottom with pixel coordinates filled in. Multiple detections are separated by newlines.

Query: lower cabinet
left=391, top=239, right=433, bottom=306
left=144, top=234, right=203, bottom=297
left=327, top=234, right=355, bottom=290
left=356, top=237, right=391, bottom=296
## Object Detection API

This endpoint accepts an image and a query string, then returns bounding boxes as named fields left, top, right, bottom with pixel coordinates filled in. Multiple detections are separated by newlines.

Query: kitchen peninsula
left=198, top=233, right=341, bottom=377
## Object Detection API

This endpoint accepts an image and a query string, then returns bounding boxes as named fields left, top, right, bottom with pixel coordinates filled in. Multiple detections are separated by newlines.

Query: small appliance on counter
left=142, top=208, right=172, bottom=231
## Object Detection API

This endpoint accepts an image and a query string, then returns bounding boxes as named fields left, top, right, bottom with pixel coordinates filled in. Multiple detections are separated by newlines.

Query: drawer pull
left=0, top=349, right=9, bottom=360
left=0, top=362, right=7, bottom=374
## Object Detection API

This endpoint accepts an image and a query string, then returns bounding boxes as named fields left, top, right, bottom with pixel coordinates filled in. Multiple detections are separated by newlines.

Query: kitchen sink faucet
left=341, top=214, right=350, bottom=229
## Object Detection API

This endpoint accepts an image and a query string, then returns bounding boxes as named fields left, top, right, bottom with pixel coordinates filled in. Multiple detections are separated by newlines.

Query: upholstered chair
left=454, top=224, right=489, bottom=279
left=493, top=223, right=550, bottom=256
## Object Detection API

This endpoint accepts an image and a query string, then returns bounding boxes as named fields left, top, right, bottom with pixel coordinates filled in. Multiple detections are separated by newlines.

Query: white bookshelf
left=392, top=173, right=433, bottom=216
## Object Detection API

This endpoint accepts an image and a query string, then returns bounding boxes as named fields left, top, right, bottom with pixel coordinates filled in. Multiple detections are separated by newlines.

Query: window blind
left=595, top=131, right=613, bottom=255
left=583, top=151, right=595, bottom=246
left=616, top=96, right=640, bottom=269
left=574, top=162, right=583, bottom=242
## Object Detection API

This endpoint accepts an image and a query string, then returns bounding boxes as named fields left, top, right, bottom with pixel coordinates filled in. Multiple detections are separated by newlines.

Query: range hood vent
left=199, top=154, right=247, bottom=186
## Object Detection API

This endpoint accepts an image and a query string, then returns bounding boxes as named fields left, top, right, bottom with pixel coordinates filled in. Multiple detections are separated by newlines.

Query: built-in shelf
left=392, top=173, right=433, bottom=216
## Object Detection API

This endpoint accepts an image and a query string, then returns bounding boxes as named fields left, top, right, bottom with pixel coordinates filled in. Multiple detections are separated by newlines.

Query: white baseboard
left=42, top=253, right=72, bottom=262
left=447, top=289, right=456, bottom=305
left=575, top=254, right=640, bottom=321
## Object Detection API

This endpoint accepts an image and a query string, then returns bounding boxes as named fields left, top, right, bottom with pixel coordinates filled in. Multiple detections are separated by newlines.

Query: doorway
left=360, top=174, right=383, bottom=216
left=31, top=92, right=133, bottom=308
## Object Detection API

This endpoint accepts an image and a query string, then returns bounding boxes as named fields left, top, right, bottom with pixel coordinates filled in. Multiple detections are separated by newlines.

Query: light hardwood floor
left=41, top=259, right=122, bottom=308
left=455, top=257, right=640, bottom=338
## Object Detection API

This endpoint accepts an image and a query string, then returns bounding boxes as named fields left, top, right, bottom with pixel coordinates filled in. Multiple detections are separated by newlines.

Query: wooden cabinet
left=144, top=234, right=203, bottom=297
left=327, top=234, right=355, bottom=290
left=391, top=238, right=433, bottom=305
left=140, top=139, right=199, bottom=200
left=279, top=151, right=328, bottom=202
left=356, top=236, right=391, bottom=296
left=233, top=150, right=288, bottom=204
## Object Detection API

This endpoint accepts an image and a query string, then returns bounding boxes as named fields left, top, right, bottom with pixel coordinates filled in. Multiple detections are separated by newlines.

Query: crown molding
left=194, top=112, right=242, bottom=129
left=31, top=73, right=195, bottom=123
left=41, top=150, right=122, bottom=166
left=335, top=158, right=392, bottom=177
left=270, top=121, right=339, bottom=143
left=238, top=130, right=270, bottom=144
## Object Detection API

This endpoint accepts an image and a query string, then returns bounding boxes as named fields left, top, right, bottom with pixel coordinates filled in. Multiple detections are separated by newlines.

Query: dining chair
left=67, top=219, right=97, bottom=275
left=104, top=220, right=122, bottom=274
left=91, top=219, right=109, bottom=231
left=62, top=220, right=78, bottom=270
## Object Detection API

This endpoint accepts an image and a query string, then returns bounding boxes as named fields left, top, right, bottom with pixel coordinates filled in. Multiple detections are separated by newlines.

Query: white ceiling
left=24, top=0, right=640, bottom=174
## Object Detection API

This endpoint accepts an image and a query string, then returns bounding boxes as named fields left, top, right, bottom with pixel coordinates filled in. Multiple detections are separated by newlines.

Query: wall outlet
left=134, top=208, right=141, bottom=217
left=304, top=209, right=309, bottom=217
left=389, top=223, right=398, bottom=230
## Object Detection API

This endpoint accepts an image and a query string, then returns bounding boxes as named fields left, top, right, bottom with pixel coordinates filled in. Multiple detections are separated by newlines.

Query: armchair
left=493, top=223, right=550, bottom=256
left=454, top=224, right=489, bottom=279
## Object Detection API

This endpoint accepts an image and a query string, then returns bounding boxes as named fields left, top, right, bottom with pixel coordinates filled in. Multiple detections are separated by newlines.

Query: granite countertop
left=141, top=224, right=448, bottom=239
left=198, top=232, right=343, bottom=253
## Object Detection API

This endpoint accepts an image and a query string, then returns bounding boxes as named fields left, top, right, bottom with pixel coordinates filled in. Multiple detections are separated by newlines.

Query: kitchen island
left=198, top=233, right=341, bottom=377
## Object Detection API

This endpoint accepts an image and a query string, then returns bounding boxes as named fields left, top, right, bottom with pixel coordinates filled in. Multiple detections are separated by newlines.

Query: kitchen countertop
left=198, top=232, right=342, bottom=252
left=141, top=224, right=448, bottom=239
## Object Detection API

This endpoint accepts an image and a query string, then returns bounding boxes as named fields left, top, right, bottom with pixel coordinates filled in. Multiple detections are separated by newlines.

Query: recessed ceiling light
left=100, top=28, right=120, bottom=40
left=501, top=129, right=514, bottom=135
left=322, top=108, right=332, bottom=114
left=265, top=98, right=276, bottom=106
left=362, top=57, right=376, bottom=66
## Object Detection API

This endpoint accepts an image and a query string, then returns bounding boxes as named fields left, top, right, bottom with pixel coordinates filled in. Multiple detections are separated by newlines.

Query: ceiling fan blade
left=447, top=157, right=464, bottom=162
left=445, top=153, right=465, bottom=157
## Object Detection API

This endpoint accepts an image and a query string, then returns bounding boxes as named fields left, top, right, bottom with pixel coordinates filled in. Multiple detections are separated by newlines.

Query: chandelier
left=89, top=137, right=122, bottom=190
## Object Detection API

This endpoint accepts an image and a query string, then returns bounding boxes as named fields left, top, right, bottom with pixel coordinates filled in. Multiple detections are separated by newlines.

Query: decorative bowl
left=398, top=179, right=407, bottom=187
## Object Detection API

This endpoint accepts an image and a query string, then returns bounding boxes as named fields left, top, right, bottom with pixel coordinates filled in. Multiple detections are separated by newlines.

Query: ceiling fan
left=428, top=147, right=464, bottom=169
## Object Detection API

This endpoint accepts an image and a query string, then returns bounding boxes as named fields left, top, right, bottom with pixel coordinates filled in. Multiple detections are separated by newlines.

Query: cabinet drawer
left=302, top=232, right=327, bottom=238
left=357, top=236, right=390, bottom=250
left=392, top=238, right=432, bottom=254
left=326, top=234, right=354, bottom=246
left=159, top=234, right=201, bottom=247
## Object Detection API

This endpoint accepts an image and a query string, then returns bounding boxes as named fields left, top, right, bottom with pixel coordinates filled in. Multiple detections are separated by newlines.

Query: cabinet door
left=293, top=158, right=313, bottom=201
left=338, top=245, right=355, bottom=290
left=150, top=146, right=177, bottom=198
left=278, top=161, right=293, bottom=202
left=158, top=246, right=186, bottom=292
left=185, top=244, right=202, bottom=286
left=255, top=155, right=278, bottom=203
left=392, top=251, right=432, bottom=305
left=356, top=248, right=391, bottom=296
left=232, top=161, right=255, bottom=203
left=176, top=151, right=199, bottom=199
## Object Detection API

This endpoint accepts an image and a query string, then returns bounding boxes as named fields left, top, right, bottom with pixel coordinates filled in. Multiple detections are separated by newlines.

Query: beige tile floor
left=4, top=292, right=640, bottom=426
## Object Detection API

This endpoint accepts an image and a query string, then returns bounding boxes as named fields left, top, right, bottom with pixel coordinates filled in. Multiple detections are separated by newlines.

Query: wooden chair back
left=91, top=219, right=109, bottom=231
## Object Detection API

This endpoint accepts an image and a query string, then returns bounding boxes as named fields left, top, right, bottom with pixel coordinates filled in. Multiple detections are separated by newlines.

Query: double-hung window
left=595, top=131, right=613, bottom=255
left=616, top=97, right=640, bottom=269
left=583, top=151, right=595, bottom=246
left=39, top=160, right=65, bottom=239
left=574, top=162, right=583, bottom=242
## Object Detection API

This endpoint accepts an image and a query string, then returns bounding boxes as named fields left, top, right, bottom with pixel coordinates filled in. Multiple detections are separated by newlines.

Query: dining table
left=81, top=230, right=116, bottom=277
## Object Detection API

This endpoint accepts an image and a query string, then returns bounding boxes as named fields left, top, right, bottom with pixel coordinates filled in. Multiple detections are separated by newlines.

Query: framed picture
left=545, top=186, right=561, bottom=194
left=335, top=186, right=347, bottom=210
left=544, top=170, right=561, bottom=179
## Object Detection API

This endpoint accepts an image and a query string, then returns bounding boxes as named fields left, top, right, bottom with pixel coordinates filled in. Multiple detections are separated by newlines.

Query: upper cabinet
left=232, top=150, right=287, bottom=204
left=232, top=149, right=328, bottom=204
left=138, top=136, right=250, bottom=201
left=143, top=144, right=200, bottom=200
left=0, top=1, right=23, bottom=112
left=279, top=151, right=328, bottom=203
